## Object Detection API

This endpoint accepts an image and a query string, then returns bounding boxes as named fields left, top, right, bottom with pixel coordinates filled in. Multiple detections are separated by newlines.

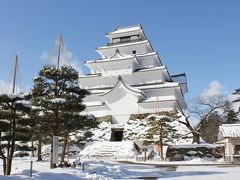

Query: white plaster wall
left=138, top=55, right=159, bottom=67
left=138, top=101, right=177, bottom=114
left=90, top=59, right=139, bottom=75
left=142, top=88, right=175, bottom=97
left=102, top=67, right=133, bottom=76
left=83, top=94, right=103, bottom=102
left=83, top=99, right=177, bottom=119
left=83, top=105, right=110, bottom=117
left=102, top=84, right=140, bottom=124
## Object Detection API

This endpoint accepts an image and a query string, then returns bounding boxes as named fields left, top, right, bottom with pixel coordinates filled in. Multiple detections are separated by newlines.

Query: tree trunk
left=159, top=124, right=164, bottom=161
left=60, top=133, right=68, bottom=164
left=31, top=141, right=34, bottom=157
left=50, top=137, right=56, bottom=169
left=178, top=117, right=201, bottom=144
left=159, top=139, right=163, bottom=160
left=37, top=139, right=42, bottom=161
left=192, top=131, right=200, bottom=144
left=6, top=112, right=16, bottom=175
left=0, top=132, right=7, bottom=175
left=6, top=158, right=13, bottom=175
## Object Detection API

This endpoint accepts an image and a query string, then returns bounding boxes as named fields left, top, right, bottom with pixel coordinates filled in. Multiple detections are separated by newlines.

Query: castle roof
left=106, top=25, right=142, bottom=35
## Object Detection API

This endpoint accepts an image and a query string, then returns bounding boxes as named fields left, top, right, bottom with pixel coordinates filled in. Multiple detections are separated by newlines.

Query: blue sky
left=0, top=0, right=239, bottom=101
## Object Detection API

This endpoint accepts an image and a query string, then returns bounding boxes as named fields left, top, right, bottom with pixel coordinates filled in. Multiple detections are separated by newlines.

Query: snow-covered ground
left=0, top=157, right=240, bottom=179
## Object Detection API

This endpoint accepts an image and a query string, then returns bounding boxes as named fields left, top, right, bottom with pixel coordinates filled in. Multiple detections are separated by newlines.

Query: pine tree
left=233, top=88, right=240, bottom=113
left=31, top=65, right=98, bottom=168
left=29, top=108, right=50, bottom=161
left=223, top=101, right=239, bottom=124
left=0, top=93, right=31, bottom=175
left=145, top=111, right=180, bottom=160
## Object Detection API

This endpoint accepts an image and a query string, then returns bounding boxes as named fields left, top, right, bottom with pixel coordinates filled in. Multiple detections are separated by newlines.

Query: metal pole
left=12, top=54, right=18, bottom=93
left=57, top=35, right=62, bottom=70
left=144, top=151, right=147, bottom=162
left=30, top=161, right=33, bottom=177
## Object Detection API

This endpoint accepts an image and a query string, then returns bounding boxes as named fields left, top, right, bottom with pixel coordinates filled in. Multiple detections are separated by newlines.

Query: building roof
left=134, top=66, right=166, bottom=72
left=171, top=73, right=188, bottom=93
left=100, top=75, right=147, bottom=98
left=109, top=48, right=125, bottom=59
left=219, top=124, right=240, bottom=138
left=85, top=52, right=159, bottom=66
left=83, top=101, right=105, bottom=107
left=96, top=40, right=151, bottom=50
left=106, top=25, right=142, bottom=35
left=85, top=49, right=140, bottom=66
left=139, top=96, right=176, bottom=103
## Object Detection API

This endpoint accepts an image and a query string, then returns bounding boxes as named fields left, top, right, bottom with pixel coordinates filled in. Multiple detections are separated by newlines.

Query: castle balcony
left=107, top=38, right=142, bottom=46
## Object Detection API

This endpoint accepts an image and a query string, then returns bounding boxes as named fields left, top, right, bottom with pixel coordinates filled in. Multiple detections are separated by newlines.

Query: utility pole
left=12, top=54, right=18, bottom=93
left=57, top=34, right=63, bottom=70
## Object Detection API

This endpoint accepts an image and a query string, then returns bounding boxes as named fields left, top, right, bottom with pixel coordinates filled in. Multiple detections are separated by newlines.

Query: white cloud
left=40, top=38, right=83, bottom=74
left=0, top=80, right=9, bottom=93
left=201, top=80, right=227, bottom=98
left=0, top=80, right=21, bottom=94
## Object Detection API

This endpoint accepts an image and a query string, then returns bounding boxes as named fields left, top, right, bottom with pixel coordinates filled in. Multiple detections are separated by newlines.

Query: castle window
left=120, top=36, right=131, bottom=43
left=133, top=50, right=136, bottom=54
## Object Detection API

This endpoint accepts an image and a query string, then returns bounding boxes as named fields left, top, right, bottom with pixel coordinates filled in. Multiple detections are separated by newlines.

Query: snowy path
left=0, top=158, right=240, bottom=179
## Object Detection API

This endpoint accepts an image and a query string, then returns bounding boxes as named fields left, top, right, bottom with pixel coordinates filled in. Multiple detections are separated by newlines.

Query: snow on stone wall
left=89, top=113, right=192, bottom=144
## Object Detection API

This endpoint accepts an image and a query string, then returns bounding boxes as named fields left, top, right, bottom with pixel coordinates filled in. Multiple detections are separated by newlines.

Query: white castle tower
left=79, top=25, right=187, bottom=125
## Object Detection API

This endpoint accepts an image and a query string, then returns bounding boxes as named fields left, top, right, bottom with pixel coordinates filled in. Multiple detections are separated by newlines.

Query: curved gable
left=100, top=76, right=146, bottom=99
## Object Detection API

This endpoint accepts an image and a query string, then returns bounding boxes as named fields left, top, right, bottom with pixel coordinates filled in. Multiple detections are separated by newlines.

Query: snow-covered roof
left=135, top=66, right=166, bottom=72
left=137, top=82, right=180, bottom=90
left=85, top=54, right=138, bottom=65
left=85, top=52, right=160, bottom=65
left=89, top=89, right=108, bottom=94
left=81, top=82, right=181, bottom=93
left=219, top=124, right=240, bottom=138
left=106, top=25, right=142, bottom=35
left=140, top=96, right=176, bottom=103
left=79, top=73, right=101, bottom=78
left=83, top=101, right=105, bottom=107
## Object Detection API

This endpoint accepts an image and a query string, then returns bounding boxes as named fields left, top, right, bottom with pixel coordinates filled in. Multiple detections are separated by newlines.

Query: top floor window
left=120, top=36, right=131, bottom=43
left=109, top=35, right=141, bottom=46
